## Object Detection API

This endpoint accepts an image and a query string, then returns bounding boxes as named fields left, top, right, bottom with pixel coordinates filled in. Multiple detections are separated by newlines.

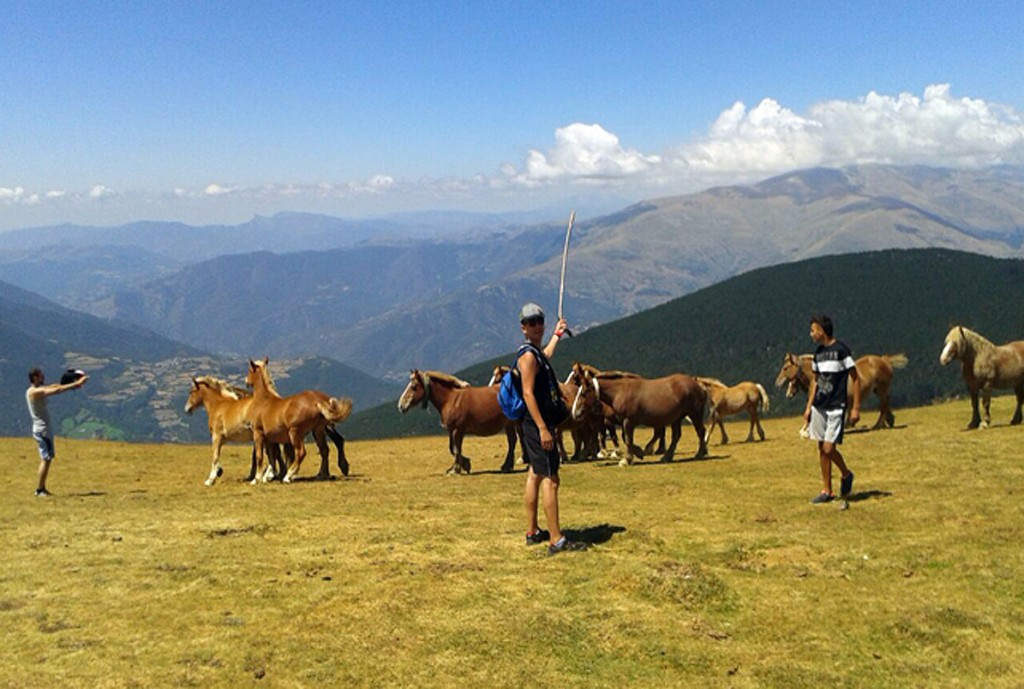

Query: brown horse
left=697, top=378, right=770, bottom=444
left=245, top=358, right=353, bottom=483
left=489, top=363, right=607, bottom=463
left=398, top=369, right=518, bottom=474
left=774, top=352, right=908, bottom=431
left=569, top=362, right=708, bottom=466
left=940, top=325, right=1024, bottom=429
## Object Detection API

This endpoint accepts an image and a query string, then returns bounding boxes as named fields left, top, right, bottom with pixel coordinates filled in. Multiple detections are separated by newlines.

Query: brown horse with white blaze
left=774, top=352, right=908, bottom=431
left=398, top=369, right=518, bottom=474
left=697, top=378, right=770, bottom=445
left=940, top=325, right=1024, bottom=429
left=569, top=362, right=708, bottom=466
left=245, top=358, right=353, bottom=483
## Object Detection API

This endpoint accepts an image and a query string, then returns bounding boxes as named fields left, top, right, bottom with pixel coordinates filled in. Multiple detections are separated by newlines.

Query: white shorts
left=808, top=407, right=844, bottom=444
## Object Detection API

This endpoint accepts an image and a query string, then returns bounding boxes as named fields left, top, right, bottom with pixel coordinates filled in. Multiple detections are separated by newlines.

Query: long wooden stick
left=557, top=210, right=575, bottom=321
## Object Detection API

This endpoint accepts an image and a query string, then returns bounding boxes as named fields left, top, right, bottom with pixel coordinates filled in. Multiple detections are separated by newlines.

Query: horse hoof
left=216, top=467, right=224, bottom=477
left=339, top=462, right=350, bottom=477
left=204, top=478, right=216, bottom=486
left=618, top=458, right=631, bottom=467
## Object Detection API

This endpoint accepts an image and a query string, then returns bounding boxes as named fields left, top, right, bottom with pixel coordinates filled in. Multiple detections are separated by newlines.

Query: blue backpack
left=498, top=344, right=538, bottom=421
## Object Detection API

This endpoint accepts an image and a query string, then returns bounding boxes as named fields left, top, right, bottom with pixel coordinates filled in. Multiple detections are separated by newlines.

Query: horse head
left=398, top=369, right=430, bottom=413
left=569, top=362, right=601, bottom=421
left=488, top=365, right=509, bottom=387
left=774, top=353, right=800, bottom=388
left=185, top=377, right=203, bottom=414
left=940, top=326, right=966, bottom=366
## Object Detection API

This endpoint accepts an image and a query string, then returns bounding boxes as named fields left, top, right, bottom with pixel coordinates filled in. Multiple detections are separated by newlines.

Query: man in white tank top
left=26, top=368, right=88, bottom=497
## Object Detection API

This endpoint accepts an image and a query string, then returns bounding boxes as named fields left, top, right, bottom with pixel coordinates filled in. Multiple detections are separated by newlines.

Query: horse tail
left=756, top=383, right=770, bottom=412
left=885, top=353, right=909, bottom=369
left=319, top=397, right=353, bottom=424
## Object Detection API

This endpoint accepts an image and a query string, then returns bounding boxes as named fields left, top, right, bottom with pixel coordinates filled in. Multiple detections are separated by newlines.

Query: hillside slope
left=0, top=280, right=399, bottom=441
left=350, top=248, right=1024, bottom=439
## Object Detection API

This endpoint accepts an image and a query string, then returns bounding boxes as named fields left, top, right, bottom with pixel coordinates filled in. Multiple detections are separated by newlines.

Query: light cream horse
left=775, top=352, right=908, bottom=433
left=697, top=378, right=770, bottom=444
left=185, top=376, right=289, bottom=485
left=940, top=325, right=1024, bottom=429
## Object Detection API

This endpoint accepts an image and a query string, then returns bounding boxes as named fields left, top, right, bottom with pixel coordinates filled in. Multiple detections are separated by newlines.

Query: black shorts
left=521, top=417, right=560, bottom=477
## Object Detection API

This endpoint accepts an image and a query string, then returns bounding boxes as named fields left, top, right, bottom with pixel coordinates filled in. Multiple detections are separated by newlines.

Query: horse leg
left=500, top=427, right=516, bottom=473
left=251, top=432, right=266, bottom=486
left=276, top=445, right=294, bottom=481
left=455, top=431, right=471, bottom=474
left=326, top=425, right=349, bottom=476
left=967, top=387, right=981, bottom=429
left=746, top=409, right=757, bottom=443
left=660, top=421, right=681, bottom=462
left=620, top=419, right=639, bottom=466
left=556, top=429, right=568, bottom=462
left=206, top=435, right=225, bottom=486
left=981, top=386, right=992, bottom=429
left=1012, top=385, right=1024, bottom=425
left=691, top=411, right=709, bottom=459
left=313, top=428, right=331, bottom=480
left=754, top=408, right=766, bottom=441
left=284, top=431, right=306, bottom=482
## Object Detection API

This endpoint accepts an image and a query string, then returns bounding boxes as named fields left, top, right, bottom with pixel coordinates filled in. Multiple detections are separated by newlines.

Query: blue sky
left=2, top=1, right=1023, bottom=230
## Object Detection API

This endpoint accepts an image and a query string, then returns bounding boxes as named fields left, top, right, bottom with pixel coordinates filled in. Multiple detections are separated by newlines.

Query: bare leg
left=37, top=459, right=51, bottom=493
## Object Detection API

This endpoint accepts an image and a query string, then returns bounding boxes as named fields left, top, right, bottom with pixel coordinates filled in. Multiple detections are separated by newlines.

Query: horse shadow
left=597, top=452, right=728, bottom=468
left=563, top=523, right=626, bottom=546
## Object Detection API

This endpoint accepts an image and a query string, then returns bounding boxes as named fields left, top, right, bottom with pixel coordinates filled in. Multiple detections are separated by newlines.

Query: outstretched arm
left=33, top=375, right=88, bottom=398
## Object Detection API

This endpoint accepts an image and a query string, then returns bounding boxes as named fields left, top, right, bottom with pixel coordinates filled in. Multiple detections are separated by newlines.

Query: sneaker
left=547, top=537, right=589, bottom=556
left=840, top=472, right=855, bottom=498
left=34, top=488, right=51, bottom=498
left=525, top=529, right=550, bottom=546
left=810, top=491, right=834, bottom=504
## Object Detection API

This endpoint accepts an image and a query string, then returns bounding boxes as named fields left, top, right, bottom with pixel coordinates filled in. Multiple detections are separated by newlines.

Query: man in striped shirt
left=802, top=315, right=860, bottom=504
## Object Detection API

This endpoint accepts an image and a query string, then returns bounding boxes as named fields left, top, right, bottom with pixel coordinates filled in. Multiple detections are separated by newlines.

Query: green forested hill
left=347, top=248, right=1024, bottom=439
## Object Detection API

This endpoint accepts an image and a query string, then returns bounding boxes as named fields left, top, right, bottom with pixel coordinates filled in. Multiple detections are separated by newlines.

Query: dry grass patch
left=2, top=397, right=1023, bottom=687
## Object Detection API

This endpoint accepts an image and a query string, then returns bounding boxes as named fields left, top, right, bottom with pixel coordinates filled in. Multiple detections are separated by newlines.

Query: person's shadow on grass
left=563, top=523, right=626, bottom=545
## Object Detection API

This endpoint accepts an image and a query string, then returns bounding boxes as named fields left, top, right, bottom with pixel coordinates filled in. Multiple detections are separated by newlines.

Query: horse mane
left=953, top=326, right=994, bottom=352
left=696, top=376, right=727, bottom=388
left=250, top=360, right=281, bottom=395
left=424, top=371, right=470, bottom=388
left=595, top=370, right=643, bottom=380
left=195, top=375, right=249, bottom=400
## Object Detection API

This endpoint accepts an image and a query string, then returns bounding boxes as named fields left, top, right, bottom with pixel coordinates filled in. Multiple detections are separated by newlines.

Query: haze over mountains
left=2, top=164, right=1023, bottom=385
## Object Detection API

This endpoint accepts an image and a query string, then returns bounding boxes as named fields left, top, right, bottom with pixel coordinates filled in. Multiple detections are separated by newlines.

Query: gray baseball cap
left=519, top=303, right=545, bottom=322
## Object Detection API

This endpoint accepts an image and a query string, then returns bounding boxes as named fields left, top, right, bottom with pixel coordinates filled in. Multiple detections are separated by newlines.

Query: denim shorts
left=33, top=432, right=55, bottom=461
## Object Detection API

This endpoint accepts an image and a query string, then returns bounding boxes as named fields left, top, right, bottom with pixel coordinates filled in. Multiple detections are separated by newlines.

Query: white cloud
left=498, top=85, right=1024, bottom=195
left=0, top=186, right=27, bottom=203
left=204, top=183, right=241, bottom=196
left=3, top=85, right=1023, bottom=231
left=89, top=185, right=116, bottom=199
left=510, top=123, right=661, bottom=186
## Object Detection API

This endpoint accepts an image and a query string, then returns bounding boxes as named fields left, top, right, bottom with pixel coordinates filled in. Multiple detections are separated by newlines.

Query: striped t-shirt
left=811, top=340, right=856, bottom=411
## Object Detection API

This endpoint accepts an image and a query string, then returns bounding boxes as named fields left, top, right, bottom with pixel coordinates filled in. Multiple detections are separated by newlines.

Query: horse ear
left=191, top=376, right=198, bottom=388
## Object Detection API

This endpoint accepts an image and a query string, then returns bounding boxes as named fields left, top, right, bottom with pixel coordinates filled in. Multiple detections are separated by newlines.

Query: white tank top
left=26, top=388, right=51, bottom=435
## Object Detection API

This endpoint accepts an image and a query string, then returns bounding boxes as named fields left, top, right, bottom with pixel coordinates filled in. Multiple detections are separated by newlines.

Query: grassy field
left=2, top=397, right=1023, bottom=688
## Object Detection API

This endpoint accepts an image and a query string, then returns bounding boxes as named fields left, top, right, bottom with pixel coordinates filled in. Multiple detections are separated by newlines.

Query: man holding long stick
left=520, top=210, right=587, bottom=555
left=518, top=302, right=587, bottom=555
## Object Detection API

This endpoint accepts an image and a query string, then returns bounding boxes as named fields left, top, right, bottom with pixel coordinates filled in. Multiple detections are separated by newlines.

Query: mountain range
left=1, top=164, right=1022, bottom=384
